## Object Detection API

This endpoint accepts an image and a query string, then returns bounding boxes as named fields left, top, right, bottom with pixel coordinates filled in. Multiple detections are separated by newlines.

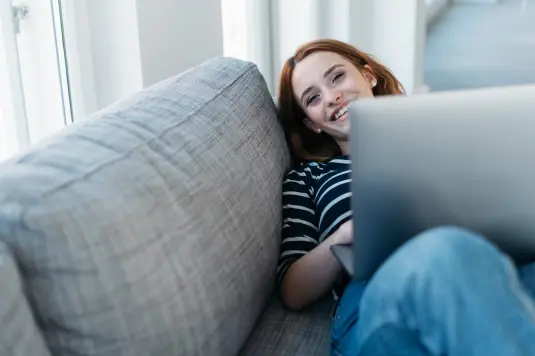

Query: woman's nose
left=326, top=92, right=342, bottom=106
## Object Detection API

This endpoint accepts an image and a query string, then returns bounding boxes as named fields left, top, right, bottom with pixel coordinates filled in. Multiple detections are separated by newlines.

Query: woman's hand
left=332, top=220, right=353, bottom=245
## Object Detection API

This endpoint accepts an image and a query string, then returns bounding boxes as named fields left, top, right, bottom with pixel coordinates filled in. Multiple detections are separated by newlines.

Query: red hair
left=278, top=39, right=405, bottom=164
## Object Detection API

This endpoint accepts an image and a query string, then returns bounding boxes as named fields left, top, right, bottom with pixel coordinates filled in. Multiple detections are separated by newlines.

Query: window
left=0, top=0, right=71, bottom=161
left=221, top=0, right=248, bottom=61
left=220, top=0, right=275, bottom=92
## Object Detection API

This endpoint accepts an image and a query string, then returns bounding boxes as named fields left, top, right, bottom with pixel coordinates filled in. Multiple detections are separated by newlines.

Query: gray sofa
left=0, top=57, right=334, bottom=356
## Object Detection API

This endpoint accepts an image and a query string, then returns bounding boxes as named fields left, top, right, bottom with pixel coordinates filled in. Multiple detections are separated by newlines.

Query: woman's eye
left=332, top=72, right=345, bottom=83
left=306, top=94, right=319, bottom=105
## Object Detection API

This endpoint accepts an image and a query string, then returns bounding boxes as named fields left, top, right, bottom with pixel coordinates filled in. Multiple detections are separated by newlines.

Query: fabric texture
left=240, top=296, right=334, bottom=356
left=0, top=57, right=291, bottom=355
left=0, top=243, right=51, bottom=356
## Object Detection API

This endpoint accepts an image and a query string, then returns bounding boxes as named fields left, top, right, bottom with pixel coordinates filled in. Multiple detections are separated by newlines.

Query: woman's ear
left=363, top=65, right=378, bottom=88
left=303, top=118, right=322, bottom=134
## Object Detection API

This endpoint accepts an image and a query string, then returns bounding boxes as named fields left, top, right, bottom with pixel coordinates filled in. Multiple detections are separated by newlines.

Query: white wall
left=135, top=0, right=223, bottom=87
left=347, top=0, right=377, bottom=53
left=67, top=0, right=224, bottom=118
left=85, top=0, right=144, bottom=110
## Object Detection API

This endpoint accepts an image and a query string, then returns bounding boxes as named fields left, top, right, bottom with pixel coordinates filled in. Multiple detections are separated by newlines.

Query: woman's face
left=291, top=51, right=377, bottom=141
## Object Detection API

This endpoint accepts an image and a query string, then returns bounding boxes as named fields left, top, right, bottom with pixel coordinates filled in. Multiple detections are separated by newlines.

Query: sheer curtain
left=221, top=0, right=275, bottom=92
left=221, top=0, right=429, bottom=96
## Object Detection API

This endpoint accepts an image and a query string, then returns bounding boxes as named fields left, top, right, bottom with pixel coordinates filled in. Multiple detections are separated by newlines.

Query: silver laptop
left=331, top=84, right=535, bottom=281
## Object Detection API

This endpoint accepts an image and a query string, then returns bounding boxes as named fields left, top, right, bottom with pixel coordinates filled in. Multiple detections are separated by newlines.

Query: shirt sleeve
left=276, top=167, right=319, bottom=286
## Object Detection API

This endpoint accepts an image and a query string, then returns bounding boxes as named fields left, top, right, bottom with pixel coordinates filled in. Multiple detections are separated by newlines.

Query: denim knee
left=360, top=226, right=502, bottom=305
left=391, top=226, right=497, bottom=278
left=356, top=227, right=515, bottom=352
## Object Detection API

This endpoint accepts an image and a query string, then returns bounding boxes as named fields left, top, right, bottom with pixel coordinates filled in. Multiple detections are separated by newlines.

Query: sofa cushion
left=0, top=57, right=290, bottom=355
left=240, top=296, right=334, bottom=356
left=0, top=243, right=51, bottom=356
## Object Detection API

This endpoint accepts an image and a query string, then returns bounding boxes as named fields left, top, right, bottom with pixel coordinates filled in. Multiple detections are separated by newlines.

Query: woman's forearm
left=280, top=231, right=344, bottom=311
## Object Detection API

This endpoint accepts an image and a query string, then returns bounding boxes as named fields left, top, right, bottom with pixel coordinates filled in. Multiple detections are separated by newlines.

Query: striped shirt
left=277, top=155, right=352, bottom=299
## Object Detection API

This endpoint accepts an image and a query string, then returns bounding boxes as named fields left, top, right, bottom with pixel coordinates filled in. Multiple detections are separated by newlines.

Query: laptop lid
left=350, top=84, right=535, bottom=281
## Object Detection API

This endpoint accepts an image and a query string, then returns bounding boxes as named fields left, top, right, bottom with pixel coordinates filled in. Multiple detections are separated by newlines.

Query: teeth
left=334, top=106, right=348, bottom=121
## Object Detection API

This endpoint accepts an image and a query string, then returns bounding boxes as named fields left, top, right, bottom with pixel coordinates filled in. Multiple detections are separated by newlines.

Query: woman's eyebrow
left=300, top=87, right=314, bottom=104
left=323, top=64, right=344, bottom=78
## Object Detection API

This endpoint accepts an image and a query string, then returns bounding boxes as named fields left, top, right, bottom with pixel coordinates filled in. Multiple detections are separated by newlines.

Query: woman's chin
left=330, top=121, right=350, bottom=134
left=329, top=128, right=350, bottom=142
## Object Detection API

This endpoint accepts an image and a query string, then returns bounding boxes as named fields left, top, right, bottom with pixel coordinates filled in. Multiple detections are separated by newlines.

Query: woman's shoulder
left=325, top=155, right=351, bottom=170
left=285, top=160, right=324, bottom=179
left=285, top=155, right=350, bottom=177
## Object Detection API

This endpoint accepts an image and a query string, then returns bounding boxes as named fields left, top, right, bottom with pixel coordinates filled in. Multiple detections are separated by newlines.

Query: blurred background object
left=425, top=0, right=535, bottom=91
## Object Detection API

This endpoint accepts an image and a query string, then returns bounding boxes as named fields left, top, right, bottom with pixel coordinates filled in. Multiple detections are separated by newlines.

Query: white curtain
left=229, top=0, right=429, bottom=95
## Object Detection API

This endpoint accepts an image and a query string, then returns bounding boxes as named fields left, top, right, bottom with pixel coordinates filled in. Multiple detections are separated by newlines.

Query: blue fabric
left=331, top=226, right=535, bottom=355
left=331, top=280, right=365, bottom=355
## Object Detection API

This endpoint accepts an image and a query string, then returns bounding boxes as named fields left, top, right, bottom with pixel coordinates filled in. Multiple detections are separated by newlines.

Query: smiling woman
left=291, top=54, right=376, bottom=154
left=275, top=39, right=405, bottom=317
left=277, top=39, right=404, bottom=163
left=275, top=37, right=535, bottom=356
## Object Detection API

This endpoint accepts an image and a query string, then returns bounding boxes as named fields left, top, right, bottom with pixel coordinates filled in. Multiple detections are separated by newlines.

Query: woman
left=276, top=38, right=535, bottom=356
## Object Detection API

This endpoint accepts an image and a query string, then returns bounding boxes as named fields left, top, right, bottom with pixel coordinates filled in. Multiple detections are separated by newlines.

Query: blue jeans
left=331, top=226, right=535, bottom=356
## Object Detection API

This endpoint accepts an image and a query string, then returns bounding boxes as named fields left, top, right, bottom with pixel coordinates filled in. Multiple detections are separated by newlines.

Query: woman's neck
left=336, top=140, right=350, bottom=156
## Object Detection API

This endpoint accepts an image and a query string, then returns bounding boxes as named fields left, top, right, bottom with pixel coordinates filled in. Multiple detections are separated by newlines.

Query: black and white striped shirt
left=277, top=155, right=352, bottom=298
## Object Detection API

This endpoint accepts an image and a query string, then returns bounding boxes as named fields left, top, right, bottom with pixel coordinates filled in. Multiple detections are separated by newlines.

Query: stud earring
left=372, top=80, right=377, bottom=88
left=317, top=128, right=322, bottom=133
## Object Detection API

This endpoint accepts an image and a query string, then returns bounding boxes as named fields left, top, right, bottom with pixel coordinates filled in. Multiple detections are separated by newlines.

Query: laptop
left=331, top=84, right=535, bottom=281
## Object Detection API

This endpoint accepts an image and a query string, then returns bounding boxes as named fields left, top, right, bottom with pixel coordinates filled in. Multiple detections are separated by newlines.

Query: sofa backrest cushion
left=0, top=57, right=290, bottom=356
left=0, top=243, right=51, bottom=356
